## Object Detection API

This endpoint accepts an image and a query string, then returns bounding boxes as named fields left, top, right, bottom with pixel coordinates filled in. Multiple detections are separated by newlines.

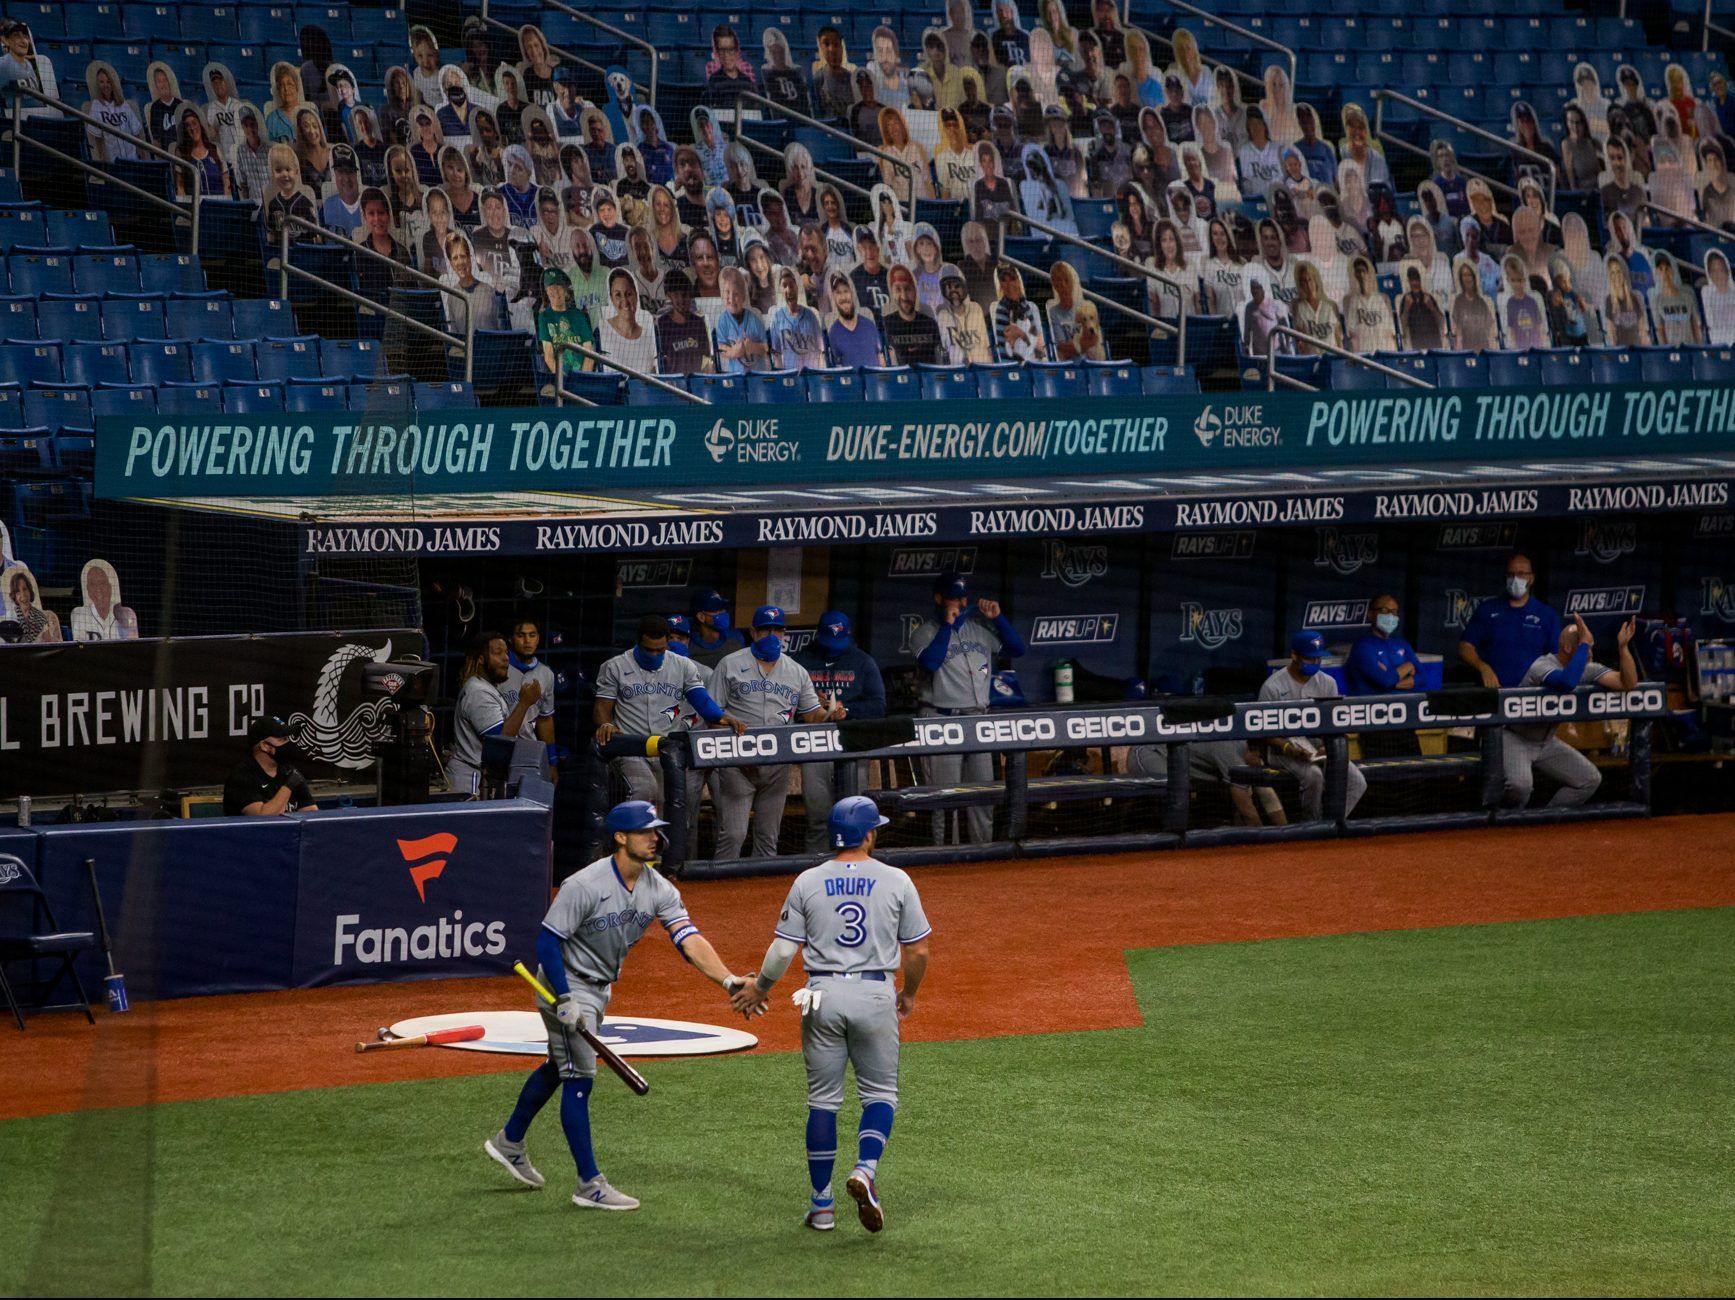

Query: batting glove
left=555, top=993, right=584, bottom=1028
left=792, top=987, right=823, bottom=1017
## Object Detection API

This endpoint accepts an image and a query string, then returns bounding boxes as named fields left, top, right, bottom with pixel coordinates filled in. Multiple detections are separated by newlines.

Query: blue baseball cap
left=694, top=588, right=729, bottom=614
left=1291, top=629, right=1328, bottom=659
left=814, top=611, right=852, bottom=651
left=605, top=800, right=670, bottom=832
left=665, top=614, right=692, bottom=637
left=752, top=604, right=786, bottom=628
left=933, top=574, right=969, bottom=599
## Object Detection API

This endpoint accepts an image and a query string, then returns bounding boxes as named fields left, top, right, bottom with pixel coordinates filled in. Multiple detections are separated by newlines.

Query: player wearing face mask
left=1257, top=629, right=1367, bottom=822
left=1344, top=594, right=1421, bottom=697
left=688, top=588, right=747, bottom=669
left=1458, top=552, right=1562, bottom=689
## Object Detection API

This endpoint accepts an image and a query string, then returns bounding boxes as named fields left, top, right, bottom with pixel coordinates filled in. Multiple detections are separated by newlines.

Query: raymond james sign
left=96, top=381, right=1735, bottom=499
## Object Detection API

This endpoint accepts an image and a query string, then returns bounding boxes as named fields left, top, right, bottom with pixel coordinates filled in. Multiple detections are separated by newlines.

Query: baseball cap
left=752, top=604, right=786, bottom=628
left=933, top=574, right=970, bottom=600
left=694, top=588, right=729, bottom=613
left=542, top=266, right=570, bottom=287
left=1291, top=629, right=1328, bottom=659
left=665, top=613, right=692, bottom=637
left=813, top=611, right=852, bottom=652
left=247, top=715, right=293, bottom=745
left=663, top=266, right=693, bottom=292
left=332, top=145, right=358, bottom=172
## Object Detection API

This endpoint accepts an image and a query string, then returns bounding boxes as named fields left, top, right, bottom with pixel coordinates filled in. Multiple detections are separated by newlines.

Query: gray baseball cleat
left=484, top=1131, right=545, bottom=1189
left=805, top=1197, right=836, bottom=1231
left=573, top=1175, right=640, bottom=1211
left=845, top=1167, right=883, bottom=1232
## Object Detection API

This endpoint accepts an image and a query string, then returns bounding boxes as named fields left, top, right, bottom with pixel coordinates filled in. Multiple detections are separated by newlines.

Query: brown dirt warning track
left=6, top=814, right=1734, bottom=1121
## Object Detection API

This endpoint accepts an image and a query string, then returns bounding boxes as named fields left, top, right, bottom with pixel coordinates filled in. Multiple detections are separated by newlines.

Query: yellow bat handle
left=513, top=961, right=557, bottom=1005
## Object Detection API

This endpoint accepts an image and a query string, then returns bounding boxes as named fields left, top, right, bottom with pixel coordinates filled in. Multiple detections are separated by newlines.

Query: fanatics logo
left=398, top=832, right=459, bottom=903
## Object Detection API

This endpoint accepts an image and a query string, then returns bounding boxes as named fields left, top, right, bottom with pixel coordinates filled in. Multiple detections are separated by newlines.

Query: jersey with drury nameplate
left=774, top=857, right=932, bottom=974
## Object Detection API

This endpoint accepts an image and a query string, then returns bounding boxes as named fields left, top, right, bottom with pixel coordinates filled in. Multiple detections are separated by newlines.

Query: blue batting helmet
left=827, top=796, right=890, bottom=849
left=605, top=800, right=670, bottom=832
left=1291, top=629, right=1328, bottom=659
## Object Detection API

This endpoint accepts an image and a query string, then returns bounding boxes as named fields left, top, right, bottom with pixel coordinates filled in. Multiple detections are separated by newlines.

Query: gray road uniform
left=536, top=856, right=697, bottom=1079
left=775, top=856, right=932, bottom=1110
left=448, top=674, right=508, bottom=795
left=708, top=649, right=821, bottom=858
left=594, top=649, right=713, bottom=805
left=1503, top=654, right=1611, bottom=808
left=909, top=612, right=1005, bottom=844
left=502, top=655, right=557, bottom=784
left=1256, top=667, right=1367, bottom=820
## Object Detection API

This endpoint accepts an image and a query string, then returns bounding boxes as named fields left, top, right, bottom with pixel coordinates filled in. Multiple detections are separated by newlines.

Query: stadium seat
left=1640, top=349, right=1689, bottom=385
left=747, top=370, right=805, bottom=404
left=222, top=382, right=286, bottom=415
left=1486, top=351, right=1537, bottom=387
left=559, top=371, right=625, bottom=405
left=45, top=211, right=113, bottom=250
left=63, top=342, right=131, bottom=388
left=804, top=368, right=861, bottom=402
left=1433, top=352, right=1487, bottom=388
left=625, top=377, right=692, bottom=406
left=1589, top=349, right=1642, bottom=386
left=917, top=366, right=978, bottom=402
left=0, top=431, right=53, bottom=475
left=130, top=341, right=195, bottom=388
left=415, top=381, right=473, bottom=410
left=0, top=298, right=38, bottom=340
left=99, top=296, right=169, bottom=340
left=1142, top=364, right=1199, bottom=395
left=25, top=385, right=93, bottom=433
left=0, top=209, right=47, bottom=253
left=1030, top=364, right=1089, bottom=399
left=975, top=365, right=1031, bottom=400
left=1330, top=359, right=1389, bottom=391
left=0, top=343, right=62, bottom=387
left=37, top=298, right=105, bottom=344
left=1085, top=363, right=1143, bottom=398
left=1692, top=349, right=1735, bottom=383
left=53, top=433, right=95, bottom=475
left=254, top=337, right=323, bottom=383
left=8, top=253, right=73, bottom=298
left=90, top=385, right=157, bottom=419
left=141, top=254, right=207, bottom=296
left=71, top=253, right=141, bottom=296
left=861, top=367, right=919, bottom=403
left=0, top=386, right=22, bottom=429
left=192, top=341, right=259, bottom=385
left=166, top=298, right=236, bottom=342
left=285, top=382, right=348, bottom=413
left=155, top=383, right=223, bottom=416
left=688, top=372, right=748, bottom=404
left=320, top=338, right=381, bottom=380
left=1537, top=349, right=1588, bottom=389
left=231, top=298, right=298, bottom=340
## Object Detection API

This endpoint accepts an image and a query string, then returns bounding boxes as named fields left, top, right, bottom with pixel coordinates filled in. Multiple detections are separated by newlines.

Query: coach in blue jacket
left=793, top=611, right=887, bottom=853
left=1345, top=593, right=1420, bottom=695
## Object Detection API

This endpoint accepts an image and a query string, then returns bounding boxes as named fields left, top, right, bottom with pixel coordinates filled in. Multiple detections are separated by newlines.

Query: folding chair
left=0, top=854, right=99, bottom=1030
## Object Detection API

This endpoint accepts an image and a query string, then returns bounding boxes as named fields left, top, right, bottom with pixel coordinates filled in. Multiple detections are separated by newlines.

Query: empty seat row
left=0, top=253, right=205, bottom=298
left=18, top=1, right=404, bottom=43
left=0, top=297, right=298, bottom=344
left=1319, top=346, right=1735, bottom=391
left=0, top=378, right=475, bottom=436
left=0, top=209, right=113, bottom=252
left=0, top=336, right=382, bottom=387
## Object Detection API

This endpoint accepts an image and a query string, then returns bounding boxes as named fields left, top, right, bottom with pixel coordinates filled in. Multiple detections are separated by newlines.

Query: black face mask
left=268, top=741, right=306, bottom=765
left=446, top=86, right=467, bottom=105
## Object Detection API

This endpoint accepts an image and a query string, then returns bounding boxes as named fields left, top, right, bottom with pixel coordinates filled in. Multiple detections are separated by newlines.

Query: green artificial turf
left=5, top=908, right=1732, bottom=1297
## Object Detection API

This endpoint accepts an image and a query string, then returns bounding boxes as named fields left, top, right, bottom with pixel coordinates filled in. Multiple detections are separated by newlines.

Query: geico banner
left=97, top=380, right=1735, bottom=499
left=681, top=686, right=1670, bottom=767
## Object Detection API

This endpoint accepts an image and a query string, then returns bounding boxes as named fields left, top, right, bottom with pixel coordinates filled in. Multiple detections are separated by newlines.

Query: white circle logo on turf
left=386, top=1011, right=757, bottom=1056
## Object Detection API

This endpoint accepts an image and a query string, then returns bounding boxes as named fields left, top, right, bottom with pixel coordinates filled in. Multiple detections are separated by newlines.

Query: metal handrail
left=731, top=88, right=915, bottom=193
left=1000, top=252, right=1178, bottom=355
left=1372, top=88, right=1557, bottom=214
left=1000, top=209, right=1188, bottom=363
left=276, top=214, right=475, bottom=383
left=1263, top=324, right=1433, bottom=391
left=480, top=0, right=655, bottom=105
left=1705, top=0, right=1735, bottom=52
left=1124, top=0, right=1297, bottom=94
left=1641, top=199, right=1735, bottom=245
left=8, top=87, right=203, bottom=254
left=553, top=341, right=709, bottom=405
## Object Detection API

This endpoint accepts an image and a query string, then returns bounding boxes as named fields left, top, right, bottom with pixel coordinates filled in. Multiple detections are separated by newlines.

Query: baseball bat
left=84, top=857, right=129, bottom=1014
left=355, top=1025, right=486, bottom=1053
left=512, top=961, right=650, bottom=1096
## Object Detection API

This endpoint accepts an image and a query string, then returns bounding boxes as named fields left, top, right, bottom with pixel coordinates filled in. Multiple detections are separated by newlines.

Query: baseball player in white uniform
left=707, top=605, right=833, bottom=858
left=448, top=630, right=544, bottom=796
left=502, top=616, right=558, bottom=786
left=1504, top=614, right=1638, bottom=808
left=594, top=614, right=744, bottom=805
left=734, top=796, right=933, bottom=1233
left=485, top=800, right=750, bottom=1210
left=1257, top=630, right=1367, bottom=821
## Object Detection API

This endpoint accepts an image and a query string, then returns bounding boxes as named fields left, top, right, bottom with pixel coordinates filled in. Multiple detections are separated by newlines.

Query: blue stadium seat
left=1692, top=349, right=1735, bottom=383
left=802, top=368, right=860, bottom=403
left=0, top=386, right=22, bottom=429
left=91, top=385, right=157, bottom=419
left=192, top=341, right=259, bottom=385
left=1640, top=349, right=1690, bottom=385
left=63, top=342, right=132, bottom=388
left=166, top=297, right=236, bottom=342
left=320, top=338, right=381, bottom=380
left=1330, top=360, right=1388, bottom=391
left=54, top=433, right=95, bottom=475
left=0, top=343, right=62, bottom=387
left=0, top=298, right=38, bottom=339
left=1085, top=363, right=1143, bottom=398
left=231, top=298, right=297, bottom=340
left=747, top=370, right=805, bottom=404
left=625, top=378, right=691, bottom=406
left=560, top=371, right=625, bottom=405
left=254, top=337, right=323, bottom=383
left=45, top=211, right=111, bottom=248
left=100, top=296, right=169, bottom=340
left=1485, top=351, right=1537, bottom=388
left=1537, top=349, right=1589, bottom=390
left=0, top=209, right=47, bottom=256
left=0, top=431, right=53, bottom=474
left=975, top=365, right=1031, bottom=400
left=223, top=382, right=286, bottom=415
left=72, top=253, right=141, bottom=296
left=37, top=298, right=105, bottom=343
left=155, top=383, right=224, bottom=416
left=1029, top=363, right=1088, bottom=399
left=285, top=382, right=348, bottom=412
left=1073, top=199, right=1117, bottom=241
left=140, top=254, right=207, bottom=296
left=1142, top=364, right=1199, bottom=395
left=415, top=381, right=473, bottom=409
left=917, top=366, right=978, bottom=402
left=861, top=367, right=918, bottom=403
left=1433, top=352, right=1487, bottom=388
left=130, top=341, right=194, bottom=388
left=688, top=372, right=747, bottom=404
left=1589, top=348, right=1642, bottom=386
left=25, top=385, right=93, bottom=433
left=124, top=3, right=180, bottom=37
left=9, top=253, right=74, bottom=298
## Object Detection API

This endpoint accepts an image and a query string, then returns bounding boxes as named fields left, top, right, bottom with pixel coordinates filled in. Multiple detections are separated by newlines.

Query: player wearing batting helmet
left=733, top=796, right=933, bottom=1233
left=485, top=800, right=751, bottom=1210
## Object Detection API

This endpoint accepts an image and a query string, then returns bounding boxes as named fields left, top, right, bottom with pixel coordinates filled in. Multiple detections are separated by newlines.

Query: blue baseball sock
left=561, top=1077, right=600, bottom=1182
left=857, top=1101, right=895, bottom=1177
left=806, top=1108, right=838, bottom=1202
left=503, top=1060, right=560, bottom=1143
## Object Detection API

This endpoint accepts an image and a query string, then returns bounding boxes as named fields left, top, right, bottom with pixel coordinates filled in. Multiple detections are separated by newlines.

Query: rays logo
left=1040, top=541, right=1109, bottom=587
left=1694, top=513, right=1735, bottom=538
left=889, top=546, right=977, bottom=578
left=1031, top=614, right=1118, bottom=644
left=284, top=639, right=400, bottom=770
left=1443, top=590, right=1489, bottom=629
left=397, top=832, right=458, bottom=903
left=1314, top=528, right=1379, bottom=576
left=1438, top=522, right=1518, bottom=550
left=0, top=859, right=19, bottom=886
left=1564, top=586, right=1645, bottom=616
left=1178, top=601, right=1243, bottom=649
left=1700, top=577, right=1735, bottom=622
left=1193, top=407, right=1221, bottom=447
left=704, top=419, right=736, bottom=463
left=1575, top=518, right=1638, bottom=565
left=899, top=613, right=927, bottom=655
left=1302, top=598, right=1370, bottom=627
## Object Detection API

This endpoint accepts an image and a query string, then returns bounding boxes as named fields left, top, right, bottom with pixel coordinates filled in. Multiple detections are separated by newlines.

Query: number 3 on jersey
left=835, top=901, right=867, bottom=948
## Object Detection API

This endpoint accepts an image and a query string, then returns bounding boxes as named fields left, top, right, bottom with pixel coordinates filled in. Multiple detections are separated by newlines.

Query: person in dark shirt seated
left=223, top=717, right=319, bottom=816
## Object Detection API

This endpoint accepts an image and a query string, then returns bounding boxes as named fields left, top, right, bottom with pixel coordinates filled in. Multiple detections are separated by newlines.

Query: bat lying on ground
left=355, top=1025, right=486, bottom=1053
left=512, top=960, right=651, bottom=1096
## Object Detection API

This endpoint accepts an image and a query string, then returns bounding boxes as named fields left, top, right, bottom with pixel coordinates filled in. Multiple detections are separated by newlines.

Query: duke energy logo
left=704, top=419, right=734, bottom=463
left=1564, top=586, right=1645, bottom=616
left=1443, top=589, right=1490, bottom=629
left=1701, top=577, right=1735, bottom=621
left=1314, top=528, right=1379, bottom=576
left=1031, top=614, right=1119, bottom=644
left=1193, top=407, right=1222, bottom=447
left=1192, top=403, right=1281, bottom=450
left=1041, top=541, right=1109, bottom=587
left=1179, top=601, right=1244, bottom=649
left=704, top=416, right=798, bottom=464
left=1575, top=518, right=1638, bottom=565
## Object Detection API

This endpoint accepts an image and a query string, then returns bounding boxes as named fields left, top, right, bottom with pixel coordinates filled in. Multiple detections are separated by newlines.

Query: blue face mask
left=632, top=646, right=665, bottom=672
left=666, top=640, right=690, bottom=658
left=711, top=611, right=732, bottom=635
left=1375, top=613, right=1399, bottom=635
left=1298, top=660, right=1323, bottom=677
left=751, top=631, right=782, bottom=662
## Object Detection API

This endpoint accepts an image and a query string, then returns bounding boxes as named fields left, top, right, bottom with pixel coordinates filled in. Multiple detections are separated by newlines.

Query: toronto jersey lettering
left=708, top=648, right=821, bottom=726
left=595, top=649, right=708, bottom=735
left=910, top=613, right=1004, bottom=709
left=774, top=856, right=932, bottom=974
left=539, top=855, right=695, bottom=986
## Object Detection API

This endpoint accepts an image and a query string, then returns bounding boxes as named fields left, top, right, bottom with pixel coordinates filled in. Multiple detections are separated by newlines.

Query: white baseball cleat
left=484, top=1132, right=544, bottom=1189
left=805, top=1197, right=836, bottom=1231
left=845, top=1167, right=883, bottom=1233
left=572, top=1175, right=640, bottom=1211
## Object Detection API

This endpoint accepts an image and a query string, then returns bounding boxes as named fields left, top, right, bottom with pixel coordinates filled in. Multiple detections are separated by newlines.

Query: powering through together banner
left=96, top=381, right=1735, bottom=499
